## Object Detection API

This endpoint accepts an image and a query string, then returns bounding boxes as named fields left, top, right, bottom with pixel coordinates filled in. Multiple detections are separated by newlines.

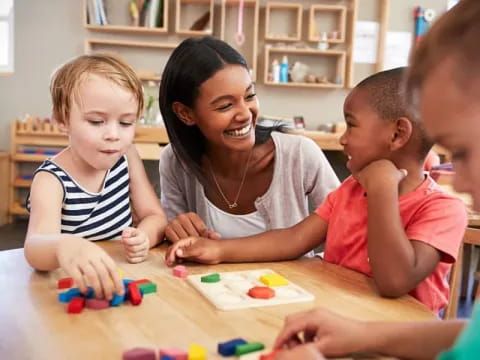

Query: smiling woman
left=158, top=36, right=340, bottom=244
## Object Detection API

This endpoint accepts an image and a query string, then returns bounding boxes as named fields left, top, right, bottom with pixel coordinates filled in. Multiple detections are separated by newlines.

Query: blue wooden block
left=66, top=288, right=82, bottom=298
left=58, top=291, right=71, bottom=303
left=110, top=293, right=125, bottom=306
left=160, top=356, right=175, bottom=360
left=218, top=338, right=247, bottom=356
left=85, top=287, right=95, bottom=299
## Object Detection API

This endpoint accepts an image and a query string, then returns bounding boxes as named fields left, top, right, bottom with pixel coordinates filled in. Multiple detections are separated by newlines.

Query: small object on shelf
left=316, top=75, right=329, bottom=84
left=272, top=59, right=280, bottom=83
left=129, top=0, right=140, bottom=27
left=305, top=74, right=316, bottom=83
left=235, top=0, right=246, bottom=45
left=293, top=116, right=305, bottom=129
left=190, top=11, right=210, bottom=31
left=290, top=61, right=309, bottom=83
left=317, top=32, right=329, bottom=51
left=280, top=55, right=289, bottom=83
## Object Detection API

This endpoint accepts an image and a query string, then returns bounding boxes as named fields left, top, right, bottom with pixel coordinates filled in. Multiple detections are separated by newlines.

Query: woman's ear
left=390, top=117, right=413, bottom=151
left=172, top=102, right=195, bottom=126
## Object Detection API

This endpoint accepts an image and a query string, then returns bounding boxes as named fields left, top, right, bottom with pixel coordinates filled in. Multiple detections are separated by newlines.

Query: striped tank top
left=27, top=156, right=132, bottom=241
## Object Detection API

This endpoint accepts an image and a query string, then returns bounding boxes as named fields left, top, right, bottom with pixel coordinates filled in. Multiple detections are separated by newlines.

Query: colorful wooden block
left=118, top=268, right=124, bottom=278
left=127, top=282, right=143, bottom=305
left=235, top=342, right=265, bottom=356
left=85, top=298, right=110, bottom=310
left=247, top=286, right=275, bottom=299
left=259, top=274, right=288, bottom=287
left=159, top=348, right=188, bottom=360
left=188, top=344, right=206, bottom=360
left=260, top=349, right=282, bottom=360
left=122, top=348, right=156, bottom=360
left=67, top=297, right=85, bottom=314
left=200, top=273, right=220, bottom=283
left=57, top=277, right=73, bottom=289
left=173, top=265, right=188, bottom=278
left=110, top=293, right=125, bottom=306
left=58, top=291, right=71, bottom=303
left=218, top=338, right=247, bottom=356
left=138, top=282, right=157, bottom=295
left=84, top=287, right=95, bottom=299
left=133, top=279, right=151, bottom=285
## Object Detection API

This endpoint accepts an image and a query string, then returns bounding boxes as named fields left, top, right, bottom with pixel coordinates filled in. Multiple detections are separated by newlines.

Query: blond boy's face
left=420, top=60, right=480, bottom=211
left=65, top=74, right=138, bottom=171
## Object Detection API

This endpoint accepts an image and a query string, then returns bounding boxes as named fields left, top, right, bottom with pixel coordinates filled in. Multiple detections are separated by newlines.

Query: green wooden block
left=138, top=282, right=157, bottom=294
left=235, top=342, right=264, bottom=356
left=200, top=273, right=220, bottom=283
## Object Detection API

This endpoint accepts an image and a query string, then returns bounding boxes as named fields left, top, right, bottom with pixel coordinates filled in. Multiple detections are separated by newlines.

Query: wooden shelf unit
left=264, top=2, right=303, bottom=42
left=83, top=0, right=169, bottom=33
left=264, top=46, right=346, bottom=88
left=220, top=0, right=259, bottom=81
left=308, top=4, right=347, bottom=43
left=7, top=118, right=170, bottom=223
left=175, top=0, right=214, bottom=36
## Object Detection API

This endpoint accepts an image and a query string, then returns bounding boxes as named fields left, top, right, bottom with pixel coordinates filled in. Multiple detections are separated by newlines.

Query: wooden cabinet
left=0, top=152, right=9, bottom=226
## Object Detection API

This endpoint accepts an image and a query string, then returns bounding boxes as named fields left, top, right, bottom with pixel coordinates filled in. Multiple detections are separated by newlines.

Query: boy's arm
left=127, top=145, right=167, bottom=248
left=166, top=214, right=328, bottom=264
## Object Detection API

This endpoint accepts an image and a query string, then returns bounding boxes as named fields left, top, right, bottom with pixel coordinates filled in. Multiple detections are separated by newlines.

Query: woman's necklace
left=208, top=150, right=253, bottom=209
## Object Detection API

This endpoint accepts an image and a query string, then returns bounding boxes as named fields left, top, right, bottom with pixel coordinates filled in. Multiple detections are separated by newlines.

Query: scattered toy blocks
left=173, top=265, right=188, bottom=278
left=247, top=286, right=275, bottom=299
left=110, top=293, right=125, bottom=306
left=235, top=342, right=265, bottom=356
left=138, top=282, right=157, bottom=295
left=122, top=348, right=156, bottom=360
left=259, top=274, right=288, bottom=287
left=188, top=344, right=206, bottom=360
left=85, top=298, right=110, bottom=310
left=218, top=338, right=247, bottom=356
left=159, top=348, right=188, bottom=360
left=57, top=277, right=74, bottom=289
left=67, top=297, right=85, bottom=314
left=200, top=273, right=220, bottom=283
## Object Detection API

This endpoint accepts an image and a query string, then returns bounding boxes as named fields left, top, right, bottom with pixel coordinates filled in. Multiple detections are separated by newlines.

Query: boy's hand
left=56, top=236, right=124, bottom=300
left=121, top=227, right=150, bottom=263
left=353, top=159, right=408, bottom=191
left=274, top=308, right=368, bottom=358
left=165, top=212, right=221, bottom=243
left=165, top=237, right=222, bottom=266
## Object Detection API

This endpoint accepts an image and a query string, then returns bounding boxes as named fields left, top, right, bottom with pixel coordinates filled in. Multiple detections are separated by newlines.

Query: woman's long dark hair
left=159, top=36, right=285, bottom=181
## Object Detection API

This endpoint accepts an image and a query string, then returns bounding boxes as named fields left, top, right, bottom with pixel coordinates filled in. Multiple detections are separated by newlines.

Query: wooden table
left=0, top=242, right=435, bottom=360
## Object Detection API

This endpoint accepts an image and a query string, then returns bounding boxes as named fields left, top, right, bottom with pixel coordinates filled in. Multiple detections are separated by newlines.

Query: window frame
left=0, top=1, right=14, bottom=74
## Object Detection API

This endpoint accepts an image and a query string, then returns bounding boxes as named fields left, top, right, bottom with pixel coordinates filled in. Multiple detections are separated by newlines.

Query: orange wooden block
left=247, top=286, right=275, bottom=299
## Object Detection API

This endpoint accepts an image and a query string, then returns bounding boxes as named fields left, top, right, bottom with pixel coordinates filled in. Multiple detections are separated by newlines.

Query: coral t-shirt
left=315, top=175, right=467, bottom=313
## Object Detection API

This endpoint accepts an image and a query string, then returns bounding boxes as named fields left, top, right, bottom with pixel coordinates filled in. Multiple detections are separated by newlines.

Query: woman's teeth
left=225, top=123, right=251, bottom=137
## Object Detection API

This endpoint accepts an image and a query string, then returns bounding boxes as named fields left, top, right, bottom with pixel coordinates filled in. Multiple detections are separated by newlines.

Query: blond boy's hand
left=121, top=227, right=150, bottom=264
left=274, top=307, right=368, bottom=358
left=165, top=212, right=221, bottom=243
left=56, top=236, right=124, bottom=300
left=353, top=159, right=408, bottom=191
left=164, top=237, right=222, bottom=266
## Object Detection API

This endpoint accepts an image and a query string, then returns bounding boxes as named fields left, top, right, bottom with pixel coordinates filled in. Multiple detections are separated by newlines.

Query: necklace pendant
left=229, top=203, right=238, bottom=209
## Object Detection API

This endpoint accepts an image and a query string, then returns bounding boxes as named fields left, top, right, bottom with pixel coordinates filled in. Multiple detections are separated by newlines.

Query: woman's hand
left=165, top=236, right=223, bottom=266
left=165, top=212, right=221, bottom=243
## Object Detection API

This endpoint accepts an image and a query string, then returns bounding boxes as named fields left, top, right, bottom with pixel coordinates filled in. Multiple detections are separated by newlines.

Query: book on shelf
left=87, top=0, right=108, bottom=25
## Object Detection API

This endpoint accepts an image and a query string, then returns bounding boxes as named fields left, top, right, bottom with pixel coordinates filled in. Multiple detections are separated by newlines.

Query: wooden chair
left=444, top=227, right=480, bottom=319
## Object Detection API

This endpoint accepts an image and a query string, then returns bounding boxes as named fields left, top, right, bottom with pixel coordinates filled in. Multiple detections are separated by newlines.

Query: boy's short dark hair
left=355, top=67, right=433, bottom=159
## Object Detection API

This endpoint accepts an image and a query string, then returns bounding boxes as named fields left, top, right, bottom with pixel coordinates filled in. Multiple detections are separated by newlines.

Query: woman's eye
left=246, top=93, right=257, bottom=100
left=216, top=103, right=232, bottom=111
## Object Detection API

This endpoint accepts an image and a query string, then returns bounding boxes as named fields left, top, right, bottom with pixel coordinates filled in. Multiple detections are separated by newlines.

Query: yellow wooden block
left=259, top=274, right=289, bottom=287
left=188, top=343, right=206, bottom=360
left=118, top=268, right=124, bottom=278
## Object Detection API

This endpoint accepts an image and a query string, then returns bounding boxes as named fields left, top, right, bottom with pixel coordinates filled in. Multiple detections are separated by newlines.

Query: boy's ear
left=172, top=101, right=196, bottom=126
left=389, top=117, right=413, bottom=151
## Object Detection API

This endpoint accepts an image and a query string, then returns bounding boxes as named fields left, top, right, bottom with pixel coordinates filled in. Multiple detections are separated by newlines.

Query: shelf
left=10, top=202, right=28, bottom=216
left=265, top=2, right=303, bottom=42
left=13, top=154, right=49, bottom=162
left=264, top=46, right=346, bottom=88
left=85, top=25, right=168, bottom=34
left=308, top=5, right=347, bottom=43
left=85, top=39, right=178, bottom=51
left=13, top=179, right=32, bottom=188
left=175, top=0, right=214, bottom=36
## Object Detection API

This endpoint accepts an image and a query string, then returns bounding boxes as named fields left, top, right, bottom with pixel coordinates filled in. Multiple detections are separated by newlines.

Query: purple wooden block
left=122, top=348, right=156, bottom=360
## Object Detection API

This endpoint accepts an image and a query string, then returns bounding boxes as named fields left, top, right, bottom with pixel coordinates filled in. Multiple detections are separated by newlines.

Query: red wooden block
left=85, top=298, right=110, bottom=310
left=67, top=297, right=85, bottom=314
left=247, top=286, right=275, bottom=299
left=133, top=279, right=151, bottom=285
left=57, top=277, right=74, bottom=289
left=260, top=349, right=282, bottom=360
left=128, top=282, right=143, bottom=305
left=159, top=347, right=188, bottom=360
left=122, top=348, right=156, bottom=360
left=173, top=265, right=188, bottom=278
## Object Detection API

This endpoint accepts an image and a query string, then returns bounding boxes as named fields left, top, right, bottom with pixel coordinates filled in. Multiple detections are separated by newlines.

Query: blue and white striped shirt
left=27, top=156, right=132, bottom=241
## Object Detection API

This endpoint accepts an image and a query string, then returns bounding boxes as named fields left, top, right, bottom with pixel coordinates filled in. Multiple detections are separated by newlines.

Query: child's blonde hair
left=406, top=0, right=480, bottom=111
left=50, top=54, right=144, bottom=124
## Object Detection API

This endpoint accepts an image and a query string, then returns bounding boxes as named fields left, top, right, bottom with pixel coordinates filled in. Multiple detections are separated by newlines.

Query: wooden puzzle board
left=187, top=269, right=315, bottom=311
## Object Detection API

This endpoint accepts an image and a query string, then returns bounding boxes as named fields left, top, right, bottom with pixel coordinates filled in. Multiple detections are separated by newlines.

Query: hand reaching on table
left=274, top=307, right=369, bottom=358
left=165, top=212, right=221, bottom=243
left=165, top=236, right=222, bottom=266
left=56, top=236, right=124, bottom=300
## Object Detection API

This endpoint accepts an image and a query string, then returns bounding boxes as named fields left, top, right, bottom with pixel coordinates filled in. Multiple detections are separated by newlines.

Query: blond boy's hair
left=406, top=0, right=480, bottom=110
left=50, top=54, right=144, bottom=124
